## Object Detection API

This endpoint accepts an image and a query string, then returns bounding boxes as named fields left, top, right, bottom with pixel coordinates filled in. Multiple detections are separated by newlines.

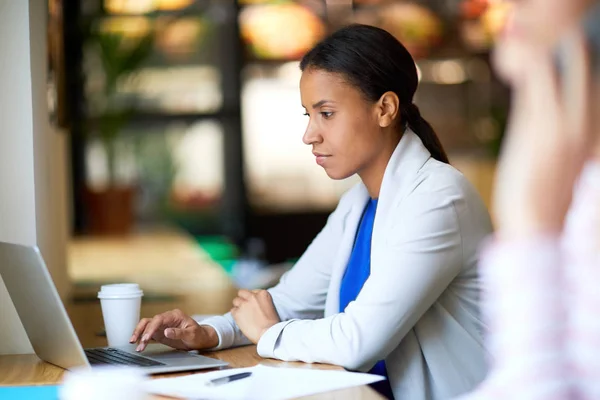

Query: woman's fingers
left=135, top=310, right=182, bottom=352
left=232, top=296, right=245, bottom=308
left=237, top=289, right=253, bottom=300
left=135, top=315, right=165, bottom=352
left=231, top=290, right=253, bottom=309
left=130, top=318, right=151, bottom=343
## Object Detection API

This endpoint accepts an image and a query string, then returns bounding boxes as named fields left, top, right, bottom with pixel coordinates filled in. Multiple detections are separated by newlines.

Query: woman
left=131, top=25, right=493, bottom=400
left=460, top=0, right=600, bottom=398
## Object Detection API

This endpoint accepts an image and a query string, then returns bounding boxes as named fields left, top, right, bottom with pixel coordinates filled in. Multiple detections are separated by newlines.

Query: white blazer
left=203, top=130, right=494, bottom=400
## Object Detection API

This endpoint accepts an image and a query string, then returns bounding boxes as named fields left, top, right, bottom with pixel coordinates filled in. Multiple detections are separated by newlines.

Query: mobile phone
left=556, top=1, right=600, bottom=73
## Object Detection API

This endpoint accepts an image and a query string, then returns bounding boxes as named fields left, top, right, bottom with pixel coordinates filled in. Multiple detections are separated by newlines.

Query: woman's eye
left=303, top=112, right=309, bottom=117
left=321, top=112, right=333, bottom=119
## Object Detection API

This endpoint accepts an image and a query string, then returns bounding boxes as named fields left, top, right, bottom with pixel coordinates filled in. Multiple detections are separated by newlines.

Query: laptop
left=0, top=241, right=228, bottom=374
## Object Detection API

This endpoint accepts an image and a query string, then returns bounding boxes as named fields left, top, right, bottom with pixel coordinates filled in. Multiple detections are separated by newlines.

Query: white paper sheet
left=144, top=364, right=384, bottom=400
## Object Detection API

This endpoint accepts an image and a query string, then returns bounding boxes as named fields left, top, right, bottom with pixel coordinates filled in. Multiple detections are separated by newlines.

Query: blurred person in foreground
left=131, top=24, right=494, bottom=400
left=461, top=0, right=600, bottom=399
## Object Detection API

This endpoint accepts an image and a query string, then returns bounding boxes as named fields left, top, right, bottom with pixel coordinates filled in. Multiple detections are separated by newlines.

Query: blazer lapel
left=324, top=129, right=432, bottom=315
left=372, top=129, right=432, bottom=251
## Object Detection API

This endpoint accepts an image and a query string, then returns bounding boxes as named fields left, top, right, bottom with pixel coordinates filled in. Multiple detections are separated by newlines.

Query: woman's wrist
left=199, top=325, right=220, bottom=349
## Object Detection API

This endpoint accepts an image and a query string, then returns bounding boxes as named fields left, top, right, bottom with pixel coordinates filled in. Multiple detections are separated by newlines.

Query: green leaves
left=94, top=31, right=155, bottom=96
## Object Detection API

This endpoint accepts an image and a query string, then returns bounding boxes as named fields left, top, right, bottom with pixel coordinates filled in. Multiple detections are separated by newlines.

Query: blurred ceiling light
left=156, top=0, right=194, bottom=11
left=482, top=1, right=512, bottom=39
left=105, top=0, right=193, bottom=14
left=460, top=0, right=489, bottom=19
left=459, top=0, right=512, bottom=50
left=105, top=0, right=155, bottom=14
left=379, top=3, right=443, bottom=60
left=99, top=17, right=152, bottom=39
left=155, top=17, right=205, bottom=59
left=432, top=60, right=467, bottom=85
left=240, top=3, right=325, bottom=60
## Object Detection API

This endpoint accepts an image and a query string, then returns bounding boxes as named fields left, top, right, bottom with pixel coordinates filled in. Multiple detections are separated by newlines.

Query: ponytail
left=403, top=103, right=449, bottom=164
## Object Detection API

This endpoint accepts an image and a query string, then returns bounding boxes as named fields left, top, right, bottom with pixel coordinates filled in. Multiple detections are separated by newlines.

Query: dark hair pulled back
left=300, top=24, right=449, bottom=164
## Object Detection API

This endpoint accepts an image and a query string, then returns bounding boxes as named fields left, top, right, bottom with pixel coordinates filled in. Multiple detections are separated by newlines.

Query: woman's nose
left=302, top=121, right=323, bottom=146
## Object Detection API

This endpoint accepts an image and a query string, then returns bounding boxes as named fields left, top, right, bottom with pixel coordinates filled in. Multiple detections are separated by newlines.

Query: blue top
left=339, top=198, right=395, bottom=399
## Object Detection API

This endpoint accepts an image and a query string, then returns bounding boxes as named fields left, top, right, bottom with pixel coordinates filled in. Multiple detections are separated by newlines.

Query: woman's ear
left=376, top=91, right=400, bottom=128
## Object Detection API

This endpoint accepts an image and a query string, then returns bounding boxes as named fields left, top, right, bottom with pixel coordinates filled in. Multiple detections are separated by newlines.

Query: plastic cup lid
left=98, top=283, right=143, bottom=299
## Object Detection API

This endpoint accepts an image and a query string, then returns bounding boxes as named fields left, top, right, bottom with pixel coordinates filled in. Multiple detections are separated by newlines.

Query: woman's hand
left=130, top=309, right=219, bottom=352
left=230, top=289, right=281, bottom=344
left=493, top=30, right=599, bottom=239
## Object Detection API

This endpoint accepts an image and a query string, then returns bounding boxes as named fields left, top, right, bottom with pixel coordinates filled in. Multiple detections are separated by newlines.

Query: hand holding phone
left=494, top=28, right=598, bottom=239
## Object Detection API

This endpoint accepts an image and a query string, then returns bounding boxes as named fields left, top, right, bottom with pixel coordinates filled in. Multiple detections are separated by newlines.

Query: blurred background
left=1, top=0, right=512, bottom=351
left=62, top=0, right=509, bottom=260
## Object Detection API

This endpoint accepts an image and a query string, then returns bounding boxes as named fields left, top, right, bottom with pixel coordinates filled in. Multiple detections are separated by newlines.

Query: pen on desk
left=206, top=372, right=252, bottom=387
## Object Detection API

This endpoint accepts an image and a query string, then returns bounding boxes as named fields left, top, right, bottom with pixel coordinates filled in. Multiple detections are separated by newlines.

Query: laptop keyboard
left=85, top=348, right=166, bottom=367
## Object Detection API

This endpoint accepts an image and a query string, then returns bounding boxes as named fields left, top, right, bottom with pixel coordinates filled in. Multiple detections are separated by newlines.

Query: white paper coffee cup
left=98, top=284, right=144, bottom=347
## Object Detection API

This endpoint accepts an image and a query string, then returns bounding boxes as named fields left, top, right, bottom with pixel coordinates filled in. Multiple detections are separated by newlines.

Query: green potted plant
left=84, top=29, right=154, bottom=235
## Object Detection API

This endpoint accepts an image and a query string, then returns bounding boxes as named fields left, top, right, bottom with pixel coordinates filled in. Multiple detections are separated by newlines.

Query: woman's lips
left=314, top=154, right=330, bottom=166
left=316, top=156, right=327, bottom=166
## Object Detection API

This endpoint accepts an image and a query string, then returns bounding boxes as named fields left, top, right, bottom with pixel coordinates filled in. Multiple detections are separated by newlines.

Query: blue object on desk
left=0, top=385, right=59, bottom=400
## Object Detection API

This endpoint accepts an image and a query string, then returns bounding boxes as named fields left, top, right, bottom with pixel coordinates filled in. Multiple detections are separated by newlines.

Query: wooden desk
left=0, top=345, right=384, bottom=400
left=0, top=231, right=383, bottom=398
